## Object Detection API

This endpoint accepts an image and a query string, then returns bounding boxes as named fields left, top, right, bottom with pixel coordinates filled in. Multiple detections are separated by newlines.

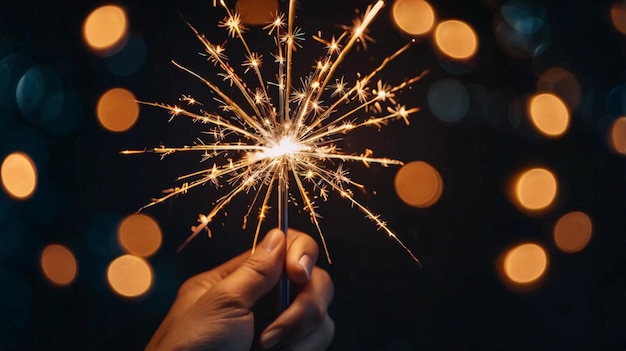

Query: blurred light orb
left=1, top=152, right=37, bottom=200
left=504, top=243, right=548, bottom=284
left=494, top=1, right=547, bottom=58
left=609, top=116, right=626, bottom=155
left=236, top=0, right=279, bottom=25
left=14, top=65, right=83, bottom=137
left=15, top=65, right=62, bottom=118
left=434, top=20, right=478, bottom=60
left=394, top=161, right=443, bottom=208
left=392, top=0, right=436, bottom=36
left=83, top=5, right=128, bottom=55
left=96, top=88, right=139, bottom=132
left=537, top=67, right=581, bottom=109
left=514, top=167, right=557, bottom=211
left=611, top=2, right=626, bottom=35
left=118, top=213, right=162, bottom=257
left=41, top=244, right=77, bottom=286
left=107, top=255, right=153, bottom=297
left=553, top=211, right=592, bottom=253
left=0, top=53, right=34, bottom=111
left=606, top=84, right=626, bottom=118
left=528, top=93, right=569, bottom=137
left=105, top=33, right=147, bottom=76
left=428, top=79, right=469, bottom=123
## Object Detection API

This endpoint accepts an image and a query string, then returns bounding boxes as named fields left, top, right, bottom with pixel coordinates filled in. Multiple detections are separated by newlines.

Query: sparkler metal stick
left=277, top=163, right=290, bottom=311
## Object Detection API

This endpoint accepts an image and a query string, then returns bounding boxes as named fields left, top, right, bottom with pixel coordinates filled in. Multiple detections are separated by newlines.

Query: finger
left=260, top=267, right=334, bottom=349
left=286, top=229, right=319, bottom=284
left=166, top=249, right=253, bottom=319
left=177, top=250, right=250, bottom=299
left=201, top=229, right=286, bottom=310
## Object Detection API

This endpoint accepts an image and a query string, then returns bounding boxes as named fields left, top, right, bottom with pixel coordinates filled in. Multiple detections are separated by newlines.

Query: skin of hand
left=145, top=228, right=334, bottom=351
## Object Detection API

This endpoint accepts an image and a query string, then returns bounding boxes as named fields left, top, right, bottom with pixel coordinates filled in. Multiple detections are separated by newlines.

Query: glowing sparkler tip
left=267, top=137, right=306, bottom=159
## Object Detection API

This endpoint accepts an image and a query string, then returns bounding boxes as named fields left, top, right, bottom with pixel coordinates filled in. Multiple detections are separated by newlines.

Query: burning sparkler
left=123, top=0, right=426, bottom=270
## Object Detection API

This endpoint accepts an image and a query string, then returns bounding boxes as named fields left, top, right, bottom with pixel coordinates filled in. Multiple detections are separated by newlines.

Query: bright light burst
left=123, top=0, right=427, bottom=264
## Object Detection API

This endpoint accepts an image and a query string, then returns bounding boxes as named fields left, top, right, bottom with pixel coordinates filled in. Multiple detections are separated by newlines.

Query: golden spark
left=124, top=0, right=427, bottom=265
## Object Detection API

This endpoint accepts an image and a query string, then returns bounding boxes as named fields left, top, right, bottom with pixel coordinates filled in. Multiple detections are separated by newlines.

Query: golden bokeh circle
left=503, top=243, right=548, bottom=284
left=41, top=244, right=78, bottom=286
left=395, top=161, right=443, bottom=208
left=96, top=88, right=139, bottom=132
left=236, top=0, right=279, bottom=25
left=434, top=19, right=478, bottom=60
left=609, top=116, right=626, bottom=155
left=611, top=3, right=626, bottom=35
left=553, top=211, right=592, bottom=253
left=528, top=93, right=569, bottom=137
left=392, top=0, right=436, bottom=36
left=107, top=255, right=153, bottom=298
left=514, top=168, right=558, bottom=211
left=118, top=213, right=162, bottom=257
left=1, top=152, right=37, bottom=200
left=83, top=5, right=128, bottom=53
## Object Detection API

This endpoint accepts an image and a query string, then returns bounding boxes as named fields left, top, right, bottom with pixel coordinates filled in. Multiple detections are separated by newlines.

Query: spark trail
left=124, top=0, right=427, bottom=265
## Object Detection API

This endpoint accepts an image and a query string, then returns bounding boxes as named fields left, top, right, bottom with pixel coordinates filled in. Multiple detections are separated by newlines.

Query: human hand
left=145, top=228, right=334, bottom=350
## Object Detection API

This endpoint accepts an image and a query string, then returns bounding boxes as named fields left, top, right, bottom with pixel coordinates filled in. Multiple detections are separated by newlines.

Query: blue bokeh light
left=427, top=78, right=470, bottom=123
left=105, top=33, right=147, bottom=76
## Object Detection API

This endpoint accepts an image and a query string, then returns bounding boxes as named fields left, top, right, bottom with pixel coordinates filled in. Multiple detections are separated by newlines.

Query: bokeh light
left=609, top=116, right=626, bottom=155
left=392, top=0, right=436, bottom=36
left=394, top=161, right=443, bottom=208
left=528, top=93, right=569, bottom=137
left=118, top=213, right=162, bottom=257
left=1, top=152, right=37, bottom=200
left=40, top=244, right=78, bottom=286
left=15, top=65, right=62, bottom=118
left=606, top=85, right=626, bottom=118
left=107, top=255, right=153, bottom=298
left=105, top=33, right=147, bottom=76
left=513, top=167, right=558, bottom=211
left=83, top=5, right=128, bottom=55
left=503, top=243, right=548, bottom=284
left=96, top=88, right=139, bottom=132
left=434, top=20, right=478, bottom=60
left=537, top=67, right=581, bottom=110
left=236, top=0, right=279, bottom=25
left=493, top=1, right=547, bottom=58
left=611, top=2, right=626, bottom=35
left=427, top=79, right=469, bottom=123
left=0, top=53, right=33, bottom=112
left=14, top=64, right=83, bottom=136
left=553, top=211, right=592, bottom=253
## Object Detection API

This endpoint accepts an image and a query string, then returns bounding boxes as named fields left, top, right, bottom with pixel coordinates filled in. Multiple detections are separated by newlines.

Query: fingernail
left=298, top=254, right=313, bottom=280
left=261, top=328, right=284, bottom=349
left=263, top=230, right=282, bottom=252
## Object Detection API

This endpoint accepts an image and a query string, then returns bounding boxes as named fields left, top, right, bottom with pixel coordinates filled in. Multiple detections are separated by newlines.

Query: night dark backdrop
left=1, top=0, right=625, bottom=350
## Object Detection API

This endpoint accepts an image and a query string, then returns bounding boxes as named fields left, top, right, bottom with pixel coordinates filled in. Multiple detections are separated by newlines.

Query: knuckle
left=241, top=255, right=272, bottom=280
left=213, top=288, right=242, bottom=306
left=177, top=277, right=209, bottom=297
left=207, top=285, right=248, bottom=311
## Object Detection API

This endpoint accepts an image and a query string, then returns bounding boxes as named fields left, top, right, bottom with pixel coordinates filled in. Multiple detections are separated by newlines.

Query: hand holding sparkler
left=145, top=229, right=334, bottom=351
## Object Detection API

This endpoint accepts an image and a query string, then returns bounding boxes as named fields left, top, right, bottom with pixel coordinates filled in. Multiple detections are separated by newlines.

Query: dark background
left=1, top=0, right=625, bottom=350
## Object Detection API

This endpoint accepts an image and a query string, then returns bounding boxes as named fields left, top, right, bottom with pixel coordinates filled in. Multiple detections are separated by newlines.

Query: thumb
left=208, top=229, right=285, bottom=310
